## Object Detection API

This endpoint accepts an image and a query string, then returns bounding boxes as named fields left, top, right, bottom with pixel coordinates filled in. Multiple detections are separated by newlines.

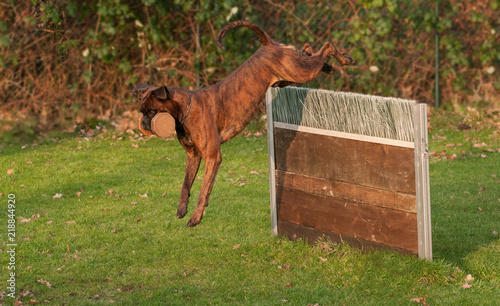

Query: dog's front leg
left=187, top=152, right=222, bottom=227
left=177, top=149, right=202, bottom=219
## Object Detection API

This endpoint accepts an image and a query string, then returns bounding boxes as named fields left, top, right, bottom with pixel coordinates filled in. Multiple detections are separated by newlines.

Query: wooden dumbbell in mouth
left=137, top=113, right=176, bottom=138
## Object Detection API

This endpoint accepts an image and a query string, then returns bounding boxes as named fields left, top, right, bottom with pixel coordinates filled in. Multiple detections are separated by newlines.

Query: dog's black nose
left=141, top=118, right=152, bottom=131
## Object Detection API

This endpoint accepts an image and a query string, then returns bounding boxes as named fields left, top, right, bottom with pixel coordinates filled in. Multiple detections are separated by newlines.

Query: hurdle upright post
left=266, top=89, right=278, bottom=235
left=414, top=103, right=433, bottom=261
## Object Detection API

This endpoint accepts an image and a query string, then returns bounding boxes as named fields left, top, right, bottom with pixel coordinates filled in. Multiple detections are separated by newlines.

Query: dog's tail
left=216, top=21, right=273, bottom=50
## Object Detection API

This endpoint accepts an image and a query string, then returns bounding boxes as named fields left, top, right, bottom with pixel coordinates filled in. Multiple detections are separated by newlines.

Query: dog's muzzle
left=137, top=113, right=176, bottom=138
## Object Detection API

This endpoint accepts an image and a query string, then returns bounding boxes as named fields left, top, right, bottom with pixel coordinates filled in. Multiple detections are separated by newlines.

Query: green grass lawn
left=1, top=109, right=499, bottom=305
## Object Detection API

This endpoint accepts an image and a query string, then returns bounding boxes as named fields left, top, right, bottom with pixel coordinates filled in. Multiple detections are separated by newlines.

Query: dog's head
left=133, top=83, right=173, bottom=132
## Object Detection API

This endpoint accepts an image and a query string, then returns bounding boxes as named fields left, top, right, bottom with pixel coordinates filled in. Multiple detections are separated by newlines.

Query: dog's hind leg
left=301, top=43, right=336, bottom=74
left=301, top=43, right=314, bottom=55
left=317, top=41, right=353, bottom=66
left=177, top=149, right=202, bottom=219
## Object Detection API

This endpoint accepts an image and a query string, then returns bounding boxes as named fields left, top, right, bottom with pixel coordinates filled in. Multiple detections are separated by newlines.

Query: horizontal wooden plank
left=274, top=128, right=416, bottom=194
left=277, top=187, right=418, bottom=253
left=276, top=170, right=416, bottom=213
left=274, top=122, right=415, bottom=148
left=278, top=220, right=416, bottom=255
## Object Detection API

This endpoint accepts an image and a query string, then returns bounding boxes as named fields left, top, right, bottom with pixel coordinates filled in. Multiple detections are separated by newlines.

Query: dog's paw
left=177, top=206, right=188, bottom=219
left=187, top=218, right=200, bottom=227
left=341, top=54, right=354, bottom=65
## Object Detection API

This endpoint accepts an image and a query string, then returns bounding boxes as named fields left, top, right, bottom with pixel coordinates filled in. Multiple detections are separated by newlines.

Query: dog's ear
left=132, top=83, right=151, bottom=93
left=152, top=86, right=169, bottom=101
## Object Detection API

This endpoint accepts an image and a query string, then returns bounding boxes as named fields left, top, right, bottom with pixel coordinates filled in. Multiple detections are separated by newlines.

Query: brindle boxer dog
left=133, top=21, right=353, bottom=227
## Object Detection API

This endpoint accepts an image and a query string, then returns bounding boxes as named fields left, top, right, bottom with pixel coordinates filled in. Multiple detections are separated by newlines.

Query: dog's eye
left=148, top=110, right=157, bottom=117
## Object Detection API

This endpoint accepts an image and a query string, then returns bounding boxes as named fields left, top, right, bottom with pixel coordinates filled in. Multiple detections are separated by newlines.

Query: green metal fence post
left=435, top=1, right=440, bottom=108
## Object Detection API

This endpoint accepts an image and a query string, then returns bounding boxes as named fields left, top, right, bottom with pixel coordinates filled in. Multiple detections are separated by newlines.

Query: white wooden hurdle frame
left=266, top=89, right=432, bottom=261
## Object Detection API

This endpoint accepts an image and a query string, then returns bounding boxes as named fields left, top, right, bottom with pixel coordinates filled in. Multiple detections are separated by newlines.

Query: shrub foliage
left=1, top=0, right=498, bottom=130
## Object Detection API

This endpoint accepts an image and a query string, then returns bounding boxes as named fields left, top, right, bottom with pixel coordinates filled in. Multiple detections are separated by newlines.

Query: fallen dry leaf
left=53, top=193, right=63, bottom=199
left=232, top=244, right=241, bottom=250
left=20, top=217, right=32, bottom=223
left=462, top=283, right=472, bottom=289
left=238, top=178, right=248, bottom=187
left=410, top=297, right=427, bottom=305
left=139, top=193, right=148, bottom=198
left=319, top=257, right=327, bottom=262
left=56, top=265, right=65, bottom=271
left=250, top=171, right=259, bottom=175
left=457, top=123, right=472, bottom=131
left=278, top=264, right=291, bottom=270
left=465, top=274, right=475, bottom=281
left=432, top=133, right=447, bottom=140
left=37, top=279, right=52, bottom=288
left=65, top=221, right=76, bottom=225
left=76, top=192, right=81, bottom=197
left=131, top=202, right=138, bottom=205
left=492, top=231, right=499, bottom=236
left=7, top=169, right=14, bottom=175
left=469, top=152, right=488, bottom=158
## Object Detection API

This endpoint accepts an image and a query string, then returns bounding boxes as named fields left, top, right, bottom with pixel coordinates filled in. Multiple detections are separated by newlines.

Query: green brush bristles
left=270, top=87, right=417, bottom=142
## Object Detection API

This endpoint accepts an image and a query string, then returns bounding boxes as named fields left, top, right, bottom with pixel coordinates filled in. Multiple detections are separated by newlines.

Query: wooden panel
left=278, top=221, right=415, bottom=255
left=276, top=171, right=416, bottom=213
left=274, top=128, right=416, bottom=194
left=277, top=187, right=418, bottom=253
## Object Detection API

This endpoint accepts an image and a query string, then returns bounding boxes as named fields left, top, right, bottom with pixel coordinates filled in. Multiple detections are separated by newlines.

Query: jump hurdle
left=266, top=87, right=432, bottom=260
